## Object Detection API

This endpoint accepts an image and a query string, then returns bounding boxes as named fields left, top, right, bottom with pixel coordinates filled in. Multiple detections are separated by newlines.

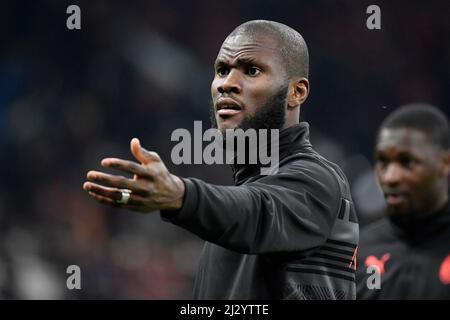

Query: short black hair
left=227, top=20, right=309, bottom=80
left=379, top=103, right=449, bottom=149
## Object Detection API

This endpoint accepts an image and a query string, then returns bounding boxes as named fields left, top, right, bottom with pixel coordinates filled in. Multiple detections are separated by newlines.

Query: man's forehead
left=376, top=128, right=431, bottom=153
left=216, top=34, right=280, bottom=60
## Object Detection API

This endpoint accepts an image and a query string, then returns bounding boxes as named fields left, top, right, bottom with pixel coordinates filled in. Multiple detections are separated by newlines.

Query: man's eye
left=400, top=158, right=416, bottom=169
left=376, top=158, right=388, bottom=168
left=216, top=67, right=229, bottom=76
left=247, top=67, right=261, bottom=76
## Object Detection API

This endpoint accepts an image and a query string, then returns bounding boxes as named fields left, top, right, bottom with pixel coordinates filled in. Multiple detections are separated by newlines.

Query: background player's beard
left=209, top=84, right=289, bottom=132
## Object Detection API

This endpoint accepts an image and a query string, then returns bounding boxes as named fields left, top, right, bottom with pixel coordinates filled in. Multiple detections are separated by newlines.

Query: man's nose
left=382, top=163, right=403, bottom=186
left=217, top=70, right=241, bottom=94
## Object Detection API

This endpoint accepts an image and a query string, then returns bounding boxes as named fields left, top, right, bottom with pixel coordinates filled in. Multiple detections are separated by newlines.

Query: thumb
left=130, top=138, right=151, bottom=164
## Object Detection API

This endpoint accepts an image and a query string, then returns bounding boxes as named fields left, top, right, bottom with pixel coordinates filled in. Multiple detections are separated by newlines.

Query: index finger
left=101, top=158, right=149, bottom=177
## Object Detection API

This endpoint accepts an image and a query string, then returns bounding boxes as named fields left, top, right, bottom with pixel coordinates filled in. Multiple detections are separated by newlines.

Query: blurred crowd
left=0, top=0, right=449, bottom=298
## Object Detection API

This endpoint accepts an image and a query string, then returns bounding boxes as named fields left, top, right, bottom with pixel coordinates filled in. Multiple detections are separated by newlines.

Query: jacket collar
left=389, top=199, right=450, bottom=244
left=231, top=122, right=313, bottom=185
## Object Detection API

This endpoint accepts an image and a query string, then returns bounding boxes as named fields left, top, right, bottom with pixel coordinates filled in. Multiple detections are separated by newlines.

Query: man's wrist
left=165, top=175, right=186, bottom=211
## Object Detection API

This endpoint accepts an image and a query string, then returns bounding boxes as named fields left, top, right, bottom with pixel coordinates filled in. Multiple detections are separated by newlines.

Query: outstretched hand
left=83, top=138, right=185, bottom=213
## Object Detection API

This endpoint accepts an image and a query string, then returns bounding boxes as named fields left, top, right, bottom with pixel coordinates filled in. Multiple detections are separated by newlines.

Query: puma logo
left=439, top=255, right=450, bottom=285
left=365, top=253, right=390, bottom=276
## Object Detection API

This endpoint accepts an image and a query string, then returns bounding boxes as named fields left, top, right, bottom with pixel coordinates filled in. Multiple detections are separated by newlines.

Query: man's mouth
left=216, top=98, right=242, bottom=117
left=384, top=191, right=408, bottom=206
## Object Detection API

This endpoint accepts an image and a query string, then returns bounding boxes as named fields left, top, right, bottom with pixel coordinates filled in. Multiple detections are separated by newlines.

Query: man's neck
left=281, top=119, right=299, bottom=130
left=426, top=190, right=449, bottom=218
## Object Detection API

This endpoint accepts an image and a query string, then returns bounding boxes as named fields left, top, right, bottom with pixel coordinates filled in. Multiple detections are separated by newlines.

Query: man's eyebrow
left=214, top=56, right=262, bottom=68
left=375, top=148, right=417, bottom=159
left=236, top=56, right=259, bottom=65
left=397, top=150, right=418, bottom=159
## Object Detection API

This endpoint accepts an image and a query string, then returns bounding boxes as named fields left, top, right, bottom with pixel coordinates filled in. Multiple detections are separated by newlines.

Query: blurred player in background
left=83, top=20, right=358, bottom=299
left=357, top=104, right=450, bottom=299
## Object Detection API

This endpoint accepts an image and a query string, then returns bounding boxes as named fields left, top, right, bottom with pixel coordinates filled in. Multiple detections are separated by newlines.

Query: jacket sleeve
left=160, top=161, right=341, bottom=255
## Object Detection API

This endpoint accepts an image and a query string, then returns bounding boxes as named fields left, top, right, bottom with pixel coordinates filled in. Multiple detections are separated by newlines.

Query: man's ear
left=441, top=150, right=450, bottom=176
left=287, top=78, right=309, bottom=108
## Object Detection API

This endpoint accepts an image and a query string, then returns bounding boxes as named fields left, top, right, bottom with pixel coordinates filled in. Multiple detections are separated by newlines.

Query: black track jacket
left=357, top=200, right=450, bottom=299
left=161, top=122, right=359, bottom=299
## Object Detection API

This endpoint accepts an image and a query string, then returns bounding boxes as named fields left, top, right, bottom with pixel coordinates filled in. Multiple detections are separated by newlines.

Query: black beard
left=209, top=84, right=288, bottom=131
left=209, top=85, right=288, bottom=166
